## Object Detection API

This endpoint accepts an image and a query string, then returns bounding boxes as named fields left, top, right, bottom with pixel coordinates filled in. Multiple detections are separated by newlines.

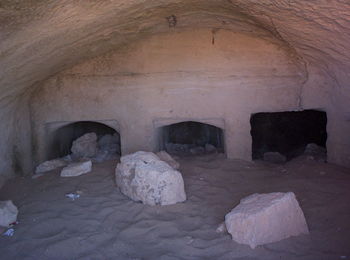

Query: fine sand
left=1, top=154, right=350, bottom=260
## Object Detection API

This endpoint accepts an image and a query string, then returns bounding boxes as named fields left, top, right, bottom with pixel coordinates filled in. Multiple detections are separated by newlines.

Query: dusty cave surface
left=0, top=155, right=350, bottom=259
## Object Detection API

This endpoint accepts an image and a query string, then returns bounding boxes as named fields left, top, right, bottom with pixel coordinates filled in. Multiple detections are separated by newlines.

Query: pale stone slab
left=115, top=151, right=186, bottom=206
left=0, top=200, right=18, bottom=227
left=61, top=160, right=92, bottom=177
left=225, top=192, right=309, bottom=249
left=35, top=158, right=68, bottom=174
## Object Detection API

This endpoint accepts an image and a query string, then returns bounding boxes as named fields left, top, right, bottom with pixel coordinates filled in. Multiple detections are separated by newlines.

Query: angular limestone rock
left=71, top=133, right=97, bottom=158
left=263, top=152, right=286, bottom=163
left=225, top=192, right=309, bottom=249
left=156, top=151, right=180, bottom=170
left=35, top=158, right=68, bottom=174
left=115, top=151, right=186, bottom=206
left=60, top=160, right=92, bottom=177
left=0, top=200, right=18, bottom=227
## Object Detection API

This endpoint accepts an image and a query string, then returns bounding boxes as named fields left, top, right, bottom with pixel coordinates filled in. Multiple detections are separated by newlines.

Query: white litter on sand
left=3, top=228, right=14, bottom=237
left=65, top=193, right=80, bottom=201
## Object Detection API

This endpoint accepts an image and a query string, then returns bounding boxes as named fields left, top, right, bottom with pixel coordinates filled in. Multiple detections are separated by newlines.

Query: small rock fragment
left=216, top=222, right=227, bottom=233
left=35, top=158, right=68, bottom=174
left=60, top=160, right=92, bottom=177
left=263, top=152, right=287, bottom=164
left=190, top=146, right=205, bottom=155
left=0, top=201, right=18, bottom=227
left=304, top=143, right=327, bottom=162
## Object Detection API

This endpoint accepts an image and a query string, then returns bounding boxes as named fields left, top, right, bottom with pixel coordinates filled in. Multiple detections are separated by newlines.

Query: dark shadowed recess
left=160, top=121, right=224, bottom=152
left=50, top=121, right=119, bottom=159
left=250, top=110, right=327, bottom=160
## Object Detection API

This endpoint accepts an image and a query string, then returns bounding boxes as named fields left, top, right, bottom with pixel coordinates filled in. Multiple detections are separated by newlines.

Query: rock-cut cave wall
left=30, top=28, right=306, bottom=165
left=0, top=0, right=349, bottom=185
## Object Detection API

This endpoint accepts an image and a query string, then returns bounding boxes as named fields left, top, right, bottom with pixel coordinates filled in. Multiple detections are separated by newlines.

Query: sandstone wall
left=30, top=29, right=306, bottom=165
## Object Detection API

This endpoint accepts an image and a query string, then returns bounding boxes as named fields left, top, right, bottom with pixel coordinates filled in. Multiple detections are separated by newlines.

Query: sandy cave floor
left=1, top=154, right=350, bottom=260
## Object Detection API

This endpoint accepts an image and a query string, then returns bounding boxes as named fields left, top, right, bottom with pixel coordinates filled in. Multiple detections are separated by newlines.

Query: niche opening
left=49, top=121, right=120, bottom=160
left=250, top=110, right=327, bottom=161
left=158, top=121, right=224, bottom=155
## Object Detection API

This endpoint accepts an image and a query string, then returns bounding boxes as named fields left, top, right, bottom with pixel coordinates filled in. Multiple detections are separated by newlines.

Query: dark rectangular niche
left=250, top=110, right=327, bottom=160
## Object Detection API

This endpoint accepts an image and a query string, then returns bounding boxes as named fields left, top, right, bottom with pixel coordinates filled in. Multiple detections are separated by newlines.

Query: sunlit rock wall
left=30, top=29, right=306, bottom=165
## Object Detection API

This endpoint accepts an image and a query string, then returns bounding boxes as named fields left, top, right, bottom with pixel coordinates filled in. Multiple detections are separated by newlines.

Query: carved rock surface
left=0, top=0, right=350, bottom=185
left=225, top=192, right=309, bottom=249
left=115, top=151, right=186, bottom=206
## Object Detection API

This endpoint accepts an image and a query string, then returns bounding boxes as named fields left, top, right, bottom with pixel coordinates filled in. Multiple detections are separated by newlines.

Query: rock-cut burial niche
left=159, top=121, right=224, bottom=155
left=250, top=110, right=327, bottom=161
left=49, top=121, right=121, bottom=160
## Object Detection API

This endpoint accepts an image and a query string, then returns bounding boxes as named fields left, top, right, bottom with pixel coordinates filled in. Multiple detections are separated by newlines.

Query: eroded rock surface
left=225, top=192, right=309, bottom=249
left=115, top=151, right=186, bottom=206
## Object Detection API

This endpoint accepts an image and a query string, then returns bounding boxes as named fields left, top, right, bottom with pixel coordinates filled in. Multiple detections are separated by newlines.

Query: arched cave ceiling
left=0, top=0, right=349, bottom=110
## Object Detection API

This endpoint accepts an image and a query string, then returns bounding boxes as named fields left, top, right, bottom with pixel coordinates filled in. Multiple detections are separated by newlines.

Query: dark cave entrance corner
left=250, top=110, right=327, bottom=161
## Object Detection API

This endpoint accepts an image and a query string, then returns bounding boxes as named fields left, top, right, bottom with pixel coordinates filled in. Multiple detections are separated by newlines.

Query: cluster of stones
left=35, top=132, right=120, bottom=177
left=33, top=140, right=310, bottom=248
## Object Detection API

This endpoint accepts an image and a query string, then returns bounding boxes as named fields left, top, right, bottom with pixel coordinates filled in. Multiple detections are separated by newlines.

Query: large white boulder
left=60, top=160, right=92, bottom=177
left=225, top=192, right=309, bottom=249
left=0, top=200, right=18, bottom=227
left=35, top=158, right=69, bottom=174
left=115, top=151, right=186, bottom=206
left=156, top=151, right=180, bottom=170
left=71, top=133, right=97, bottom=158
